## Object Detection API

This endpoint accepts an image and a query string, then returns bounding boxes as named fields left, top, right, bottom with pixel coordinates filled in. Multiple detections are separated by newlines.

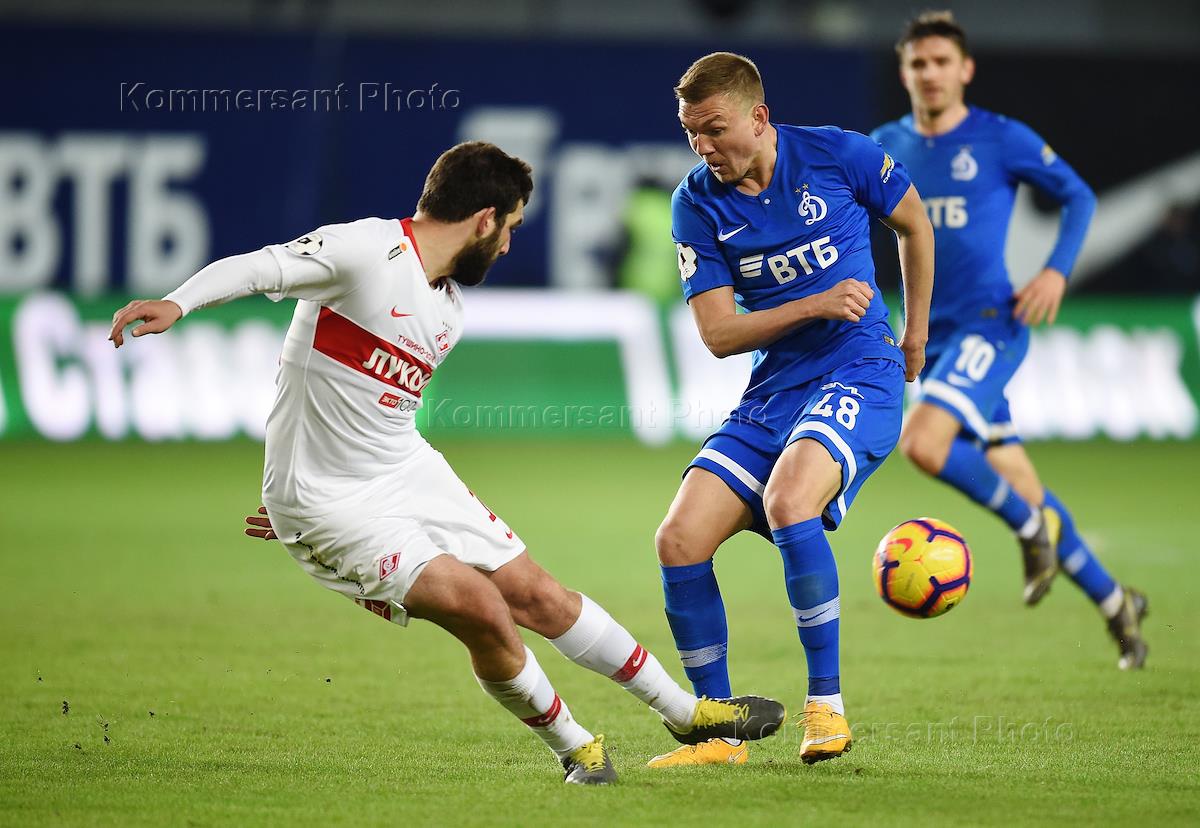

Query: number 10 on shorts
left=811, top=392, right=860, bottom=429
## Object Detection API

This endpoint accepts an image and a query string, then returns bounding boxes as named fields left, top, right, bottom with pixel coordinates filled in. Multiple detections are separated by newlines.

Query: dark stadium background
left=1, top=2, right=1197, bottom=825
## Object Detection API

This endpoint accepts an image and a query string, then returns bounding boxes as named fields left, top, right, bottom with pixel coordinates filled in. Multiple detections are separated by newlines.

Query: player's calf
left=1040, top=488, right=1147, bottom=666
left=489, top=551, right=582, bottom=639
left=908, top=423, right=1057, bottom=603
left=491, top=554, right=702, bottom=731
left=404, top=555, right=526, bottom=679
left=528, top=582, right=785, bottom=746
left=406, top=557, right=604, bottom=779
left=547, top=592, right=709, bottom=732
left=476, top=645, right=603, bottom=780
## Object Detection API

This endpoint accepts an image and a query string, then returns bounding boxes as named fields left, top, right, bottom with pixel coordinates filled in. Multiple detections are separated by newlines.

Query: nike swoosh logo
left=717, top=224, right=749, bottom=242
left=796, top=611, right=828, bottom=624
left=391, top=308, right=412, bottom=318
left=631, top=651, right=646, bottom=668
left=947, top=373, right=974, bottom=387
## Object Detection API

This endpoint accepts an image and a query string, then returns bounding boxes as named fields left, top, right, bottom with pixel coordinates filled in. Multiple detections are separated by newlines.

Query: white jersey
left=164, top=215, right=524, bottom=614
left=259, top=217, right=464, bottom=512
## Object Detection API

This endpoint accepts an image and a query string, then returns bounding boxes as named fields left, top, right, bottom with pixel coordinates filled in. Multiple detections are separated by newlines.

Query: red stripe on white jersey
left=312, top=307, right=433, bottom=398
left=399, top=217, right=425, bottom=268
left=610, top=644, right=648, bottom=683
left=521, top=694, right=563, bottom=728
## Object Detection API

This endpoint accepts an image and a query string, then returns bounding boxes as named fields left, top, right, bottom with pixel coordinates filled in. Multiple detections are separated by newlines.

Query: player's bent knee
left=900, top=428, right=949, bottom=475
left=509, top=576, right=579, bottom=637
left=655, top=517, right=713, bottom=567
left=407, top=559, right=520, bottom=647
left=459, top=590, right=524, bottom=654
left=763, top=486, right=824, bottom=529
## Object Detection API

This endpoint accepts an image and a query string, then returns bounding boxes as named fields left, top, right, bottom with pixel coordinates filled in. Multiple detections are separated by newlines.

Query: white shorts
left=266, top=441, right=525, bottom=626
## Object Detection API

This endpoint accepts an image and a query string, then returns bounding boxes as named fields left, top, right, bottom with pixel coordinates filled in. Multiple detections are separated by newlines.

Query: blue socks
left=660, top=560, right=732, bottom=698
left=1043, top=488, right=1120, bottom=610
left=938, top=436, right=1038, bottom=536
left=662, top=519, right=845, bottom=711
left=937, top=435, right=1121, bottom=613
left=774, top=518, right=841, bottom=699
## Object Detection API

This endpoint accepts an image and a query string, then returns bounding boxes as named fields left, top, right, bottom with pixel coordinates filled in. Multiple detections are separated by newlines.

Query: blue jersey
left=672, top=123, right=911, bottom=397
left=871, top=106, right=1095, bottom=338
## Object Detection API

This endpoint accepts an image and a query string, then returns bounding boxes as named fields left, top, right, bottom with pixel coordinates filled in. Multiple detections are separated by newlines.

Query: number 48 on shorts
left=810, top=388, right=861, bottom=429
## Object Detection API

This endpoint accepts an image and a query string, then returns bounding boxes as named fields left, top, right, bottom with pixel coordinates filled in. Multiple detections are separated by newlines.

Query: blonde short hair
left=675, top=52, right=764, bottom=108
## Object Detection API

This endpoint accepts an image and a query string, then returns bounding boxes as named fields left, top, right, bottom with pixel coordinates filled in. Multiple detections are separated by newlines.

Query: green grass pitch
left=1, top=438, right=1198, bottom=825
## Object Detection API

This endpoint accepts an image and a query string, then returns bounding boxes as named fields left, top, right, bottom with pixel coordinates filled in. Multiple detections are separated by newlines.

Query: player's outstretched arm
left=880, top=184, right=934, bottom=381
left=108, top=249, right=286, bottom=348
left=689, top=280, right=876, bottom=358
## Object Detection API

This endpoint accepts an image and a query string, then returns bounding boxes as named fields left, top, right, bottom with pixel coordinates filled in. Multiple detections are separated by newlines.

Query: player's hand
left=245, top=506, right=278, bottom=541
left=898, top=332, right=927, bottom=382
left=814, top=279, right=874, bottom=322
left=1013, top=268, right=1067, bottom=327
left=108, top=299, right=183, bottom=348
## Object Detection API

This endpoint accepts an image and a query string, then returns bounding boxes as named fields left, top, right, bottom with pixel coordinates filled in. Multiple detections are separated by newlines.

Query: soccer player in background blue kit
left=649, top=52, right=934, bottom=768
left=871, top=11, right=1148, bottom=669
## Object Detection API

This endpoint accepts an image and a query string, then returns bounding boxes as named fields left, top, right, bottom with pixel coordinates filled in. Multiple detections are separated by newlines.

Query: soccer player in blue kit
left=649, top=52, right=935, bottom=768
left=871, top=12, right=1147, bottom=669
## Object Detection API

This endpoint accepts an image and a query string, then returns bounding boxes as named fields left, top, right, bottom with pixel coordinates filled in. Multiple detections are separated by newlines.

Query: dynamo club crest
left=798, top=187, right=828, bottom=226
left=951, top=146, right=978, bottom=181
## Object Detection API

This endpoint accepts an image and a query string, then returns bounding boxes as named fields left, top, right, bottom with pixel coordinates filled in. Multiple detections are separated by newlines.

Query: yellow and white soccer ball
left=873, top=518, right=972, bottom=619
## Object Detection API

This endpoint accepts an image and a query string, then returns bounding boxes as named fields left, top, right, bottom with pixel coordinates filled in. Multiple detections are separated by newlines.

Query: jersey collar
left=398, top=217, right=425, bottom=268
left=905, top=105, right=977, bottom=142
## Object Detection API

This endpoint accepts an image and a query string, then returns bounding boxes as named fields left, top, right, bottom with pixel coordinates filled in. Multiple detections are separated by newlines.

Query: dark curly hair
left=416, top=141, right=533, bottom=223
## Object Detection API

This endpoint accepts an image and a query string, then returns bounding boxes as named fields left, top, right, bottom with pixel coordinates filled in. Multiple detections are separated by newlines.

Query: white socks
left=1017, top=509, right=1043, bottom=541
left=807, top=692, right=845, bottom=715
left=1099, top=585, right=1125, bottom=619
left=549, top=594, right=698, bottom=732
left=476, top=646, right=592, bottom=759
left=478, top=594, right=703, bottom=756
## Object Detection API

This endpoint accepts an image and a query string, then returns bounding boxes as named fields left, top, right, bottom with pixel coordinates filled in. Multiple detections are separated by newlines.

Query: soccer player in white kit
left=109, top=141, right=785, bottom=784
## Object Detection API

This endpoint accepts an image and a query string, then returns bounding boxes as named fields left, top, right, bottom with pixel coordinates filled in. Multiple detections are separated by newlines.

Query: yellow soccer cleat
left=798, top=701, right=852, bottom=764
left=647, top=738, right=749, bottom=768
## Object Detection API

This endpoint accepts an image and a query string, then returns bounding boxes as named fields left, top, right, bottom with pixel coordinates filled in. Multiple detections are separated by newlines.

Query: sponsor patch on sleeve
left=880, top=153, right=895, bottom=183
left=285, top=233, right=323, bottom=255
left=676, top=243, right=698, bottom=281
left=1040, top=144, right=1058, bottom=166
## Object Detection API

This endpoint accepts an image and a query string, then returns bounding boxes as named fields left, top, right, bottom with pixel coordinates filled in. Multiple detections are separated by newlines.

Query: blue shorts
left=918, top=315, right=1029, bottom=447
left=686, top=357, right=905, bottom=537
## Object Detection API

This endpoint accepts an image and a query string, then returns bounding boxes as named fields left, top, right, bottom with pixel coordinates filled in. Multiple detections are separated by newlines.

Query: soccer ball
left=873, top=518, right=972, bottom=619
